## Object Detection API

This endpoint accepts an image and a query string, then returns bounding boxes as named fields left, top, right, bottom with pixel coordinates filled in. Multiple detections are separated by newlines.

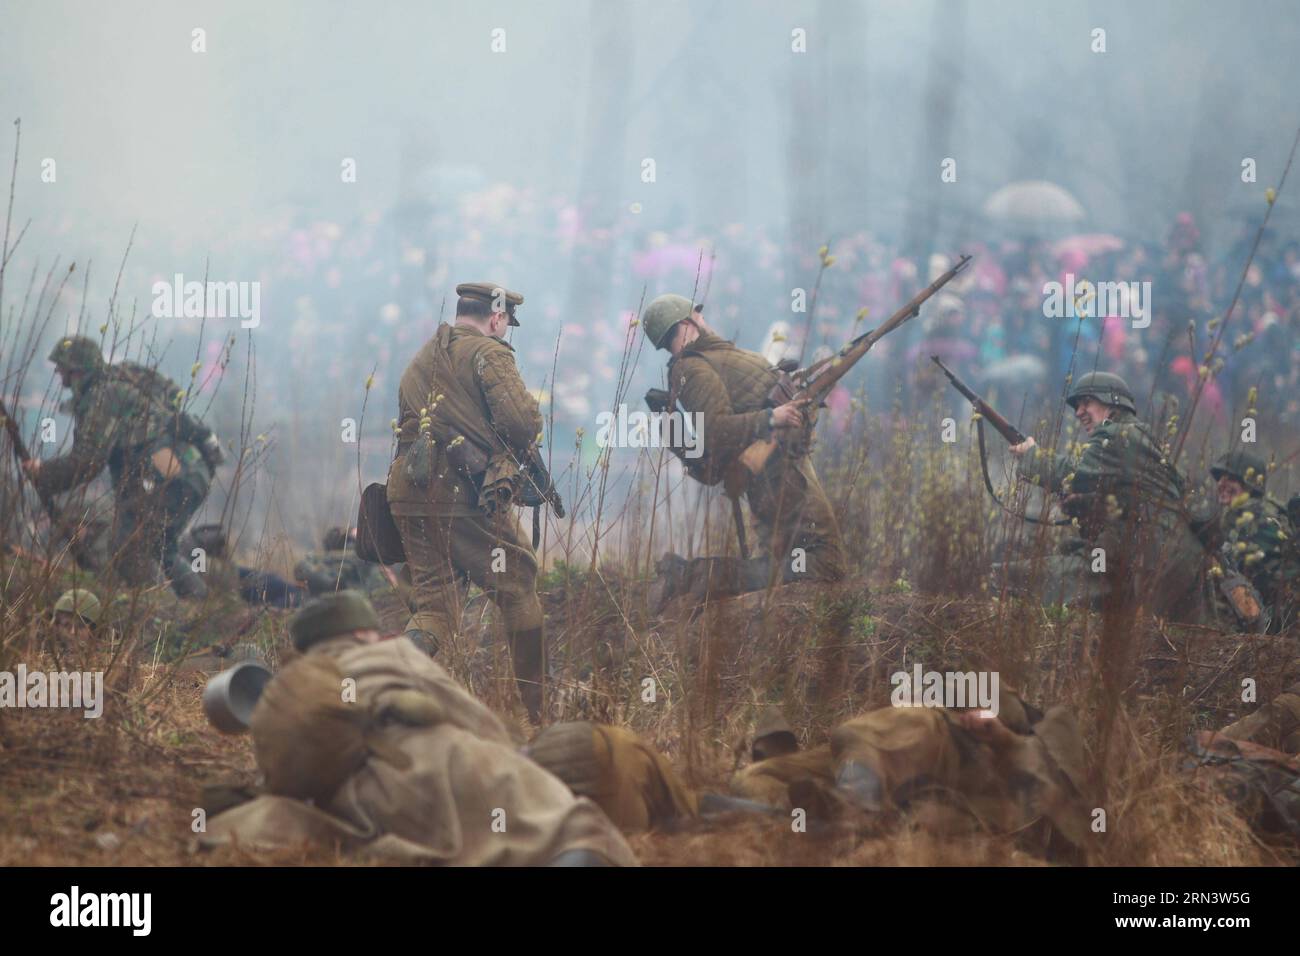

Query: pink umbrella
left=632, top=244, right=714, bottom=279
left=1052, top=233, right=1124, bottom=260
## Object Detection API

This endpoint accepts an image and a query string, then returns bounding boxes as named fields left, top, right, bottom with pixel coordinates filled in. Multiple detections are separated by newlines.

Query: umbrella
left=1051, top=233, right=1124, bottom=259
left=983, top=180, right=1086, bottom=224
left=984, top=354, right=1048, bottom=386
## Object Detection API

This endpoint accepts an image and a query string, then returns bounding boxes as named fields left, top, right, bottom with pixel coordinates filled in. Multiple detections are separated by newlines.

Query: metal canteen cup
left=202, top=661, right=273, bottom=734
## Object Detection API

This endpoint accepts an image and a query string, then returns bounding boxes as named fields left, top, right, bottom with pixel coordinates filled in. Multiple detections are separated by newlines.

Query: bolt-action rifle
left=723, top=253, right=973, bottom=498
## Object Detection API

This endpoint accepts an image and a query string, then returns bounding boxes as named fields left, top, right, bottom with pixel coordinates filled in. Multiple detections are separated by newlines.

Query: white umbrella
left=983, top=180, right=1086, bottom=224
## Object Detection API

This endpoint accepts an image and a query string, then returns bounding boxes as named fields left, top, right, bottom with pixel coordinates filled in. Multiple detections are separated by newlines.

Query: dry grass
left=1, top=565, right=1294, bottom=866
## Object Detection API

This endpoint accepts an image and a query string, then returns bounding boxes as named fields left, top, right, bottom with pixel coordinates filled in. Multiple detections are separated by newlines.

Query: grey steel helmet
left=1066, top=371, right=1136, bottom=414
left=642, top=294, right=694, bottom=350
left=48, top=336, right=104, bottom=373
left=1210, top=450, right=1268, bottom=495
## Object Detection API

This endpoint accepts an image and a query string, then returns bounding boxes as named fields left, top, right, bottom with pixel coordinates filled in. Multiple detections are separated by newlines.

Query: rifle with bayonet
left=931, top=356, right=1068, bottom=526
left=723, top=253, right=973, bottom=498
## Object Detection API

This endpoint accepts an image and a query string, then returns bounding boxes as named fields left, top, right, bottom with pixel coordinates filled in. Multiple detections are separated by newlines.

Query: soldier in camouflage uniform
left=640, top=295, right=847, bottom=603
left=295, top=526, right=410, bottom=632
left=23, top=337, right=222, bottom=598
left=386, top=283, right=548, bottom=721
left=1000, top=371, right=1211, bottom=623
left=1204, top=450, right=1298, bottom=632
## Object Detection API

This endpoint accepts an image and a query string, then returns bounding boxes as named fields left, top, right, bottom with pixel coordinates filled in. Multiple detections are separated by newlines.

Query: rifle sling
left=975, top=418, right=1071, bottom=527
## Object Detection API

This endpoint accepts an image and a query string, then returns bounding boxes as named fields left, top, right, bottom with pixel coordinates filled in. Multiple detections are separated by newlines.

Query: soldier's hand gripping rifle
left=0, top=397, right=94, bottom=565
left=931, top=356, right=1067, bottom=526
left=723, top=253, right=973, bottom=499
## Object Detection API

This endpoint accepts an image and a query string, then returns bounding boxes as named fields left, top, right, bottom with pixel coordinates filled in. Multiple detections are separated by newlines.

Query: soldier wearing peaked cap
left=385, top=283, right=552, bottom=722
left=641, top=295, right=847, bottom=606
left=1000, top=370, right=1213, bottom=623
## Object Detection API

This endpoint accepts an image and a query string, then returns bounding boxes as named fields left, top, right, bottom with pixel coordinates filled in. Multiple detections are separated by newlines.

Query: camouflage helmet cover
left=53, top=588, right=102, bottom=626
left=642, top=294, right=694, bottom=349
left=48, top=336, right=104, bottom=373
left=1066, top=371, right=1136, bottom=414
left=1210, top=450, right=1268, bottom=495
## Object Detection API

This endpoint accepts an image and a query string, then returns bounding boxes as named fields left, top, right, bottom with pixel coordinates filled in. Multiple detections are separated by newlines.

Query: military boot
left=508, top=627, right=545, bottom=724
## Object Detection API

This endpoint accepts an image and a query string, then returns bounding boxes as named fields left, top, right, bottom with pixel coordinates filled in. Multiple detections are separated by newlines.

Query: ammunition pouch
left=403, top=432, right=438, bottom=489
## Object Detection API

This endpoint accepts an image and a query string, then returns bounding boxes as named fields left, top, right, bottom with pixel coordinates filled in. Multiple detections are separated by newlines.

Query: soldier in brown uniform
left=642, top=295, right=847, bottom=601
left=386, top=283, right=549, bottom=721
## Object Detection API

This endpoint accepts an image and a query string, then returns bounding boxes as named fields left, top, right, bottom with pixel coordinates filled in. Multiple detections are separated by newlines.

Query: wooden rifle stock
left=723, top=253, right=974, bottom=498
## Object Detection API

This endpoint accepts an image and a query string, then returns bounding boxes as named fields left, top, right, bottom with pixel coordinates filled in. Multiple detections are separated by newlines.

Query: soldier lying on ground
left=294, top=526, right=410, bottom=631
left=47, top=588, right=101, bottom=658
left=185, top=524, right=307, bottom=609
left=1185, top=682, right=1300, bottom=840
left=729, top=694, right=1092, bottom=858
left=203, top=592, right=636, bottom=866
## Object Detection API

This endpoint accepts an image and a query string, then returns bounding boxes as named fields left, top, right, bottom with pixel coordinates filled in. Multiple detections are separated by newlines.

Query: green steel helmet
left=53, top=588, right=101, bottom=626
left=48, top=335, right=104, bottom=373
left=642, top=294, right=694, bottom=350
left=1066, top=371, right=1136, bottom=414
left=1210, top=450, right=1268, bottom=495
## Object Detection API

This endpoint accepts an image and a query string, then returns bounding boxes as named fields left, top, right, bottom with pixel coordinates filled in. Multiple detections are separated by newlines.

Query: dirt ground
left=2, top=571, right=1296, bottom=868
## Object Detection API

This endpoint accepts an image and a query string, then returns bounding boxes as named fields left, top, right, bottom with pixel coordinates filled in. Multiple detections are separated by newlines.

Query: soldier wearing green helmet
left=1204, top=450, right=1298, bottom=632
left=641, top=294, right=846, bottom=605
left=49, top=587, right=101, bottom=653
left=24, top=335, right=223, bottom=598
left=1000, top=370, right=1212, bottom=623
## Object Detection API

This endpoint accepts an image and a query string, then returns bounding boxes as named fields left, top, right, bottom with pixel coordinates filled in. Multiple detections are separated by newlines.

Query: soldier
left=728, top=697, right=1090, bottom=856
left=385, top=283, right=550, bottom=721
left=204, top=592, right=636, bottom=866
left=49, top=587, right=101, bottom=652
left=295, top=527, right=385, bottom=595
left=525, top=720, right=698, bottom=833
left=641, top=295, right=847, bottom=603
left=1001, top=371, right=1211, bottom=623
left=1205, top=450, right=1298, bottom=632
left=22, top=337, right=222, bottom=598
